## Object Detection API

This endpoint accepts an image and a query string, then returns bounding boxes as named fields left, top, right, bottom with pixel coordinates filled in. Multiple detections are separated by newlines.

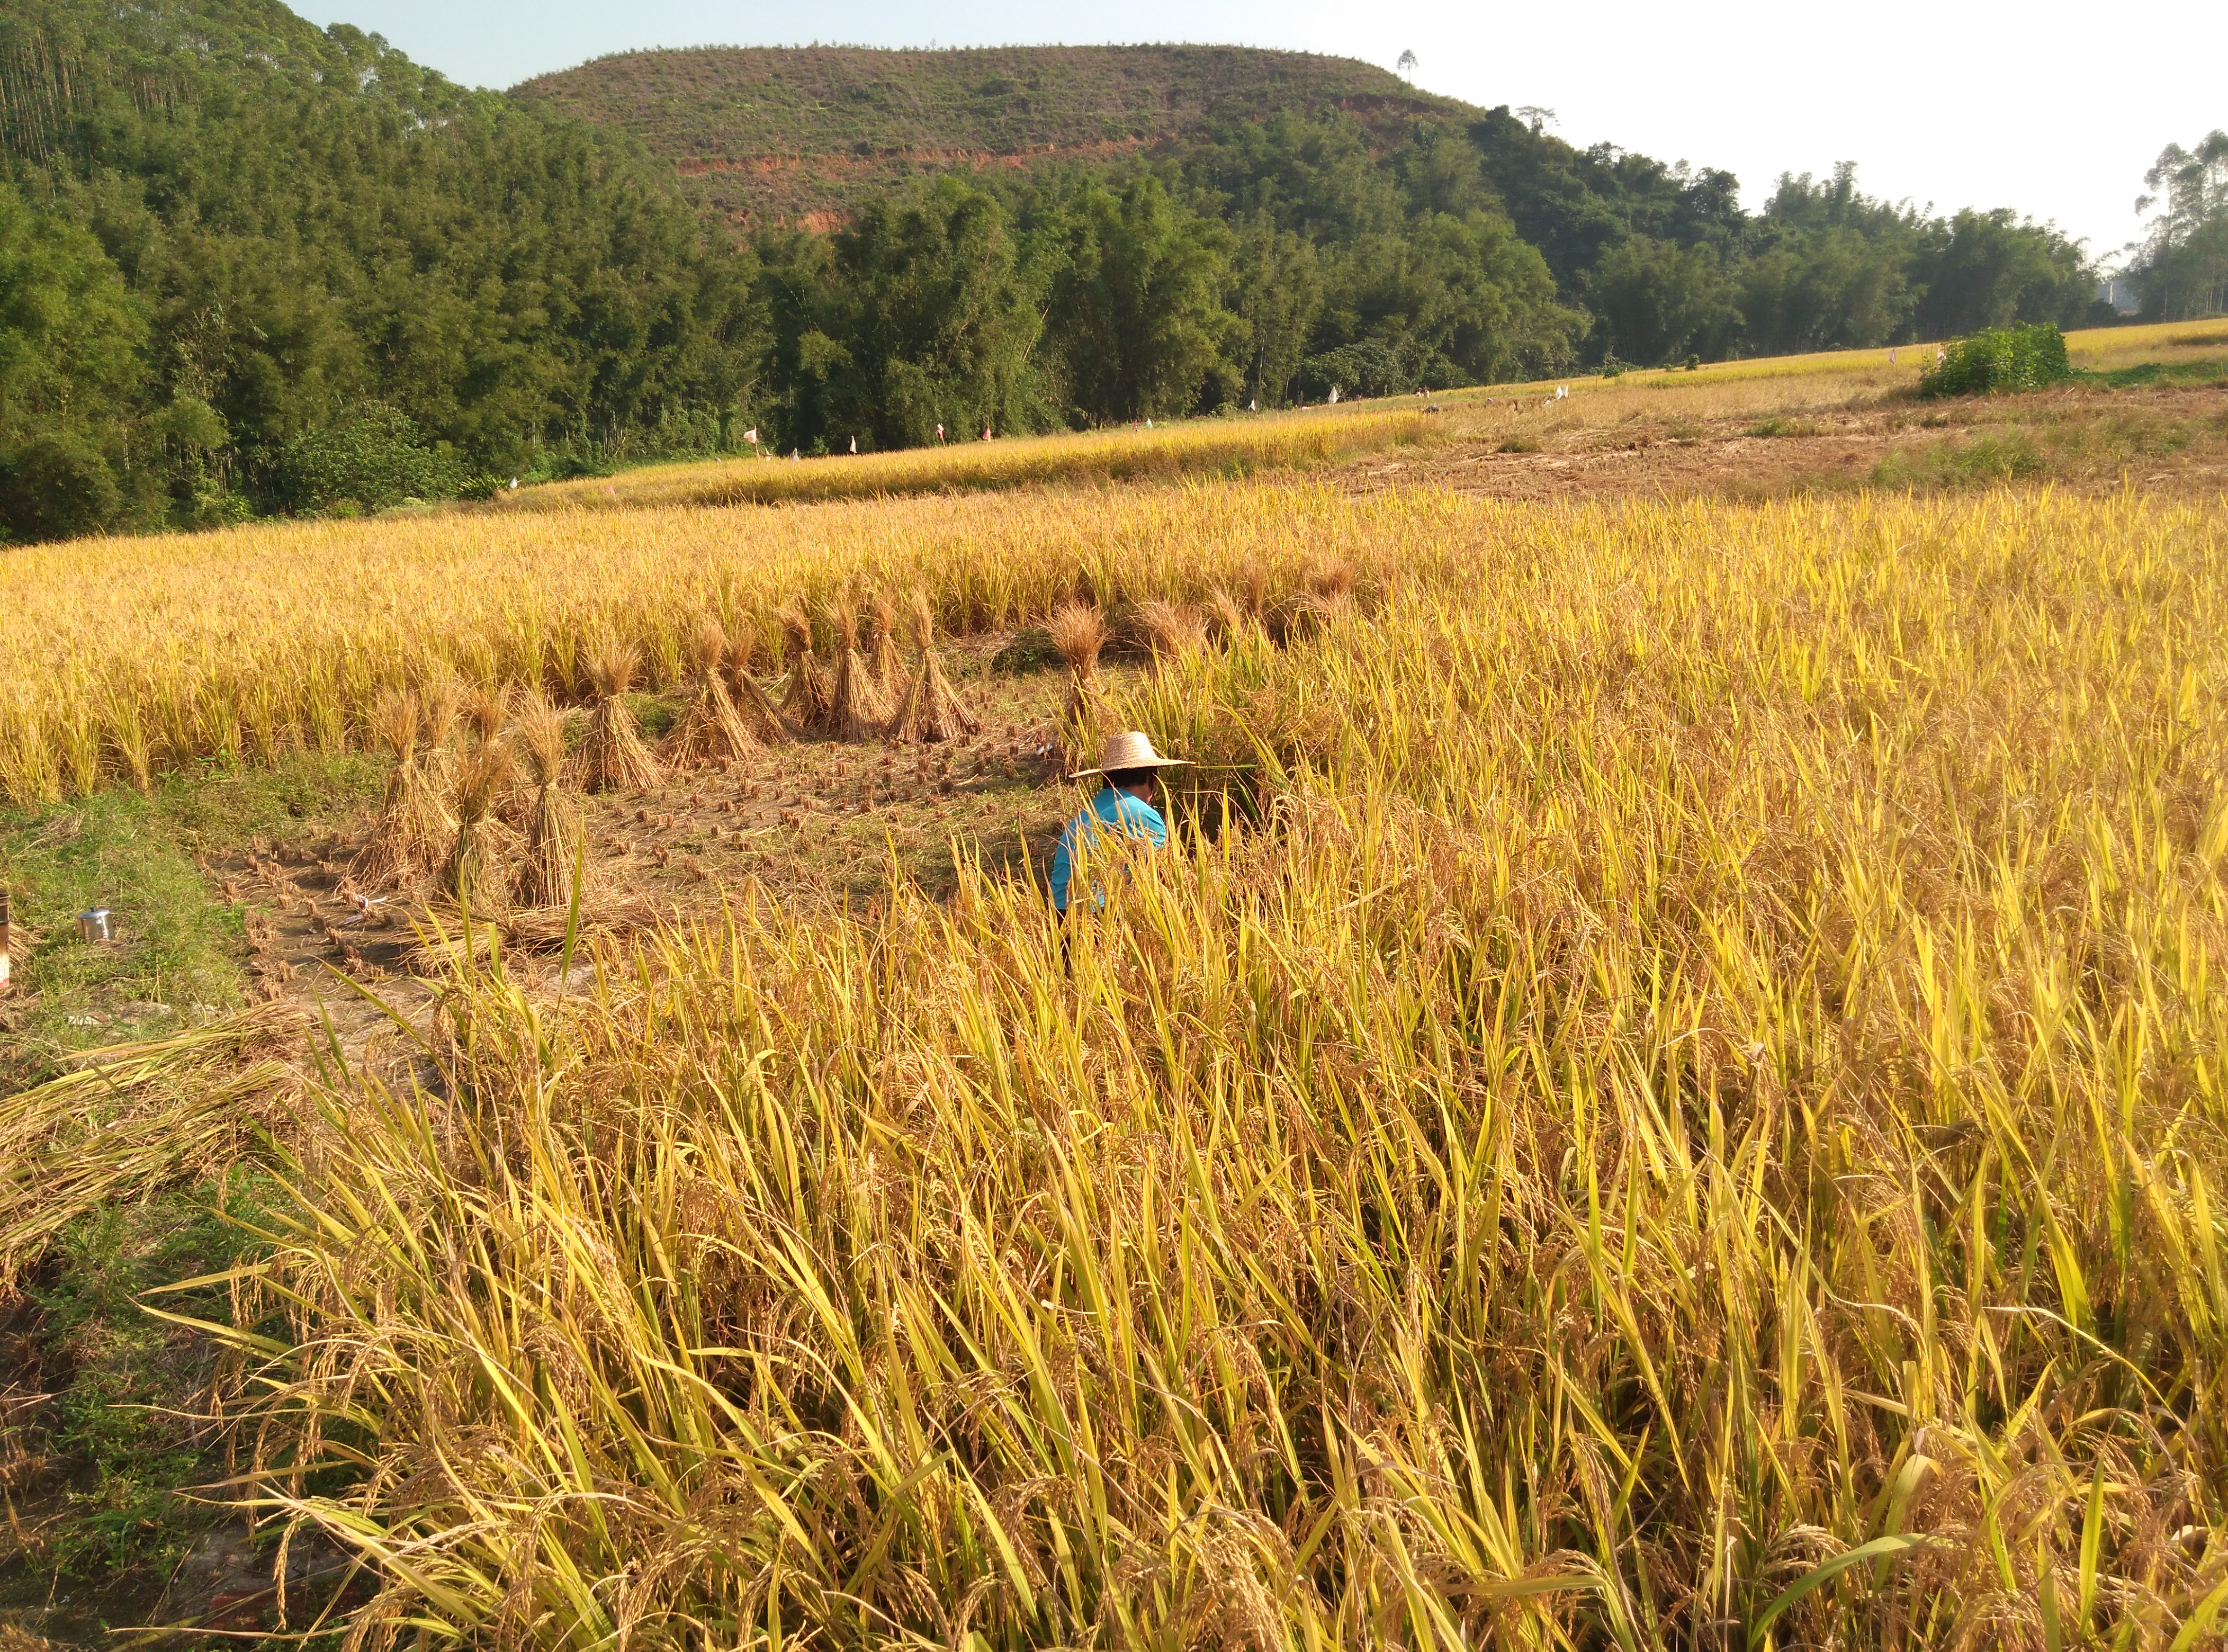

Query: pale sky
left=294, top=0, right=2223, bottom=265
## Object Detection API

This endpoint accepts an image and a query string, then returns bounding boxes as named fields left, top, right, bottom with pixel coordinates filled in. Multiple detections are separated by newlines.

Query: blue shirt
left=1050, top=785, right=1166, bottom=912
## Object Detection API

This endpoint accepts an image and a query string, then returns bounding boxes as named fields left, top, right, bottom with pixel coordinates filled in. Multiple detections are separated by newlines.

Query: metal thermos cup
left=78, top=908, right=113, bottom=943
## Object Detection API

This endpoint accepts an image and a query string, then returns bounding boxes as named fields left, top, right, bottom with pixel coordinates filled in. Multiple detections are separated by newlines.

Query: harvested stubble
left=510, top=686, right=586, bottom=909
left=197, top=490, right=2228, bottom=1648
left=573, top=642, right=661, bottom=794
left=663, top=618, right=758, bottom=769
left=887, top=590, right=980, bottom=744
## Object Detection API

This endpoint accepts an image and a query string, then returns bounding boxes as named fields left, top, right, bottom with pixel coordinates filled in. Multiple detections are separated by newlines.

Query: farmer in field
left=1051, top=731, right=1189, bottom=914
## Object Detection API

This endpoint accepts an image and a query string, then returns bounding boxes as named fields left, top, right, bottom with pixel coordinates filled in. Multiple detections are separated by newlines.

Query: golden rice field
left=491, top=404, right=1427, bottom=514
left=6, top=469, right=2228, bottom=1645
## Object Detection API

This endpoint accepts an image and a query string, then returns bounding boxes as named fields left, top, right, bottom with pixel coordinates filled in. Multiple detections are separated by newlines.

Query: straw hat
left=1070, top=729, right=1192, bottom=781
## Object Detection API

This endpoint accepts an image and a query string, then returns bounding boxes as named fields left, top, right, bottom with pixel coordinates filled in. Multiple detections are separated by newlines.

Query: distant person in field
left=1050, top=731, right=1189, bottom=914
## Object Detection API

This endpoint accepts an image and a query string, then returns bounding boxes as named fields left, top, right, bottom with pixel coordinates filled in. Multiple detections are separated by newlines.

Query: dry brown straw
left=888, top=592, right=981, bottom=744
left=510, top=687, right=587, bottom=908
left=664, top=618, right=757, bottom=768
left=574, top=641, right=661, bottom=793
left=826, top=600, right=890, bottom=742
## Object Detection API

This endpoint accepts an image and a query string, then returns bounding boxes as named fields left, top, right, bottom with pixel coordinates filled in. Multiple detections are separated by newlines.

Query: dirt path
left=1341, top=383, right=2228, bottom=502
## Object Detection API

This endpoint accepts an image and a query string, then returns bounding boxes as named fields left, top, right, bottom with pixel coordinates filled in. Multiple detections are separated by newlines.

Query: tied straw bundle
left=1136, top=599, right=1207, bottom=664
left=439, top=739, right=515, bottom=914
left=574, top=641, right=662, bottom=794
left=779, top=607, right=833, bottom=734
left=888, top=592, right=980, bottom=744
left=826, top=600, right=889, bottom=743
left=865, top=592, right=906, bottom=698
left=510, top=686, right=587, bottom=909
left=725, top=625, right=792, bottom=747
left=663, top=618, right=757, bottom=769
left=1047, top=599, right=1109, bottom=744
left=351, top=686, right=454, bottom=889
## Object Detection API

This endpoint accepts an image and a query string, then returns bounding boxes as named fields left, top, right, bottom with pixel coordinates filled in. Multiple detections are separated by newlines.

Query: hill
left=0, top=0, right=757, bottom=540
left=510, top=44, right=1469, bottom=227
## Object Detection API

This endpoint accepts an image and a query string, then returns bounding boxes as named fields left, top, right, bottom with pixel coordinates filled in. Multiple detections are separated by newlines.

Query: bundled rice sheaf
left=663, top=618, right=757, bottom=769
left=573, top=641, right=661, bottom=794
left=1277, top=558, right=1358, bottom=642
left=351, top=686, right=454, bottom=889
left=888, top=591, right=981, bottom=744
left=865, top=592, right=906, bottom=698
left=725, top=625, right=792, bottom=747
left=1048, top=599, right=1109, bottom=741
left=826, top=600, right=890, bottom=743
left=1136, top=598, right=1208, bottom=664
left=779, top=607, right=833, bottom=734
left=1205, top=586, right=1252, bottom=641
left=439, top=739, right=515, bottom=914
left=462, top=685, right=506, bottom=747
left=510, top=686, right=588, bottom=909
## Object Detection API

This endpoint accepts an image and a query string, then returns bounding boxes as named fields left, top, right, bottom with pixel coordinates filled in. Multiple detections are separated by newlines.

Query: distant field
left=495, top=406, right=1427, bottom=515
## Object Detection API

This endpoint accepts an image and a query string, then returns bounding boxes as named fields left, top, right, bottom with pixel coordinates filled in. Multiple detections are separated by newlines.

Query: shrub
left=274, top=403, right=467, bottom=514
left=1918, top=323, right=2073, bottom=397
left=0, top=432, right=124, bottom=542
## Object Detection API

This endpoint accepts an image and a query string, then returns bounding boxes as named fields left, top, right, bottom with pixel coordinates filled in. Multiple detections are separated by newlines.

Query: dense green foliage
left=2127, top=131, right=2228, bottom=320
left=1918, top=322, right=2074, bottom=397
left=531, top=50, right=2108, bottom=381
left=0, top=8, right=2123, bottom=536
left=0, top=0, right=761, bottom=539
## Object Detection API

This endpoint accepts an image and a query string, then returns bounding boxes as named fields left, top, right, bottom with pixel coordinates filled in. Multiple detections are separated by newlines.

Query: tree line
left=0, top=0, right=2122, bottom=543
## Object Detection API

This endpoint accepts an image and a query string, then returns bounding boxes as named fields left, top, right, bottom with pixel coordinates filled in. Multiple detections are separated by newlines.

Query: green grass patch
left=2087, top=357, right=2228, bottom=389
left=1, top=751, right=383, bottom=1089
left=1746, top=417, right=1823, bottom=438
left=1871, top=430, right=2046, bottom=489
